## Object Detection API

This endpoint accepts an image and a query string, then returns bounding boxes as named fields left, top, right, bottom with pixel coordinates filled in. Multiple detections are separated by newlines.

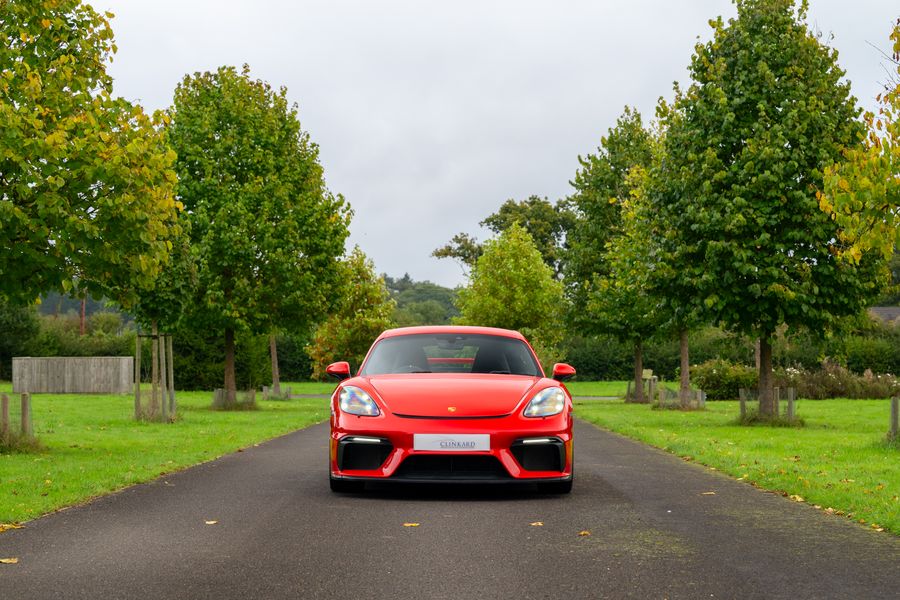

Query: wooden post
left=20, top=393, right=32, bottom=437
left=167, top=335, right=176, bottom=416
left=151, top=321, right=159, bottom=418
left=890, top=397, right=898, bottom=441
left=159, top=330, right=168, bottom=421
left=773, top=386, right=780, bottom=418
left=134, top=332, right=142, bottom=419
left=786, top=388, right=795, bottom=421
left=1, top=393, right=9, bottom=444
left=739, top=388, right=747, bottom=419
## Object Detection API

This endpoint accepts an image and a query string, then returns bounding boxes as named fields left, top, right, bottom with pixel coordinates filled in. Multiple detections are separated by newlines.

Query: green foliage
left=692, top=359, right=758, bottom=400
left=307, top=248, right=396, bottom=379
left=649, top=0, right=880, bottom=340
left=821, top=24, right=900, bottom=263
left=0, top=299, right=40, bottom=379
left=433, top=196, right=573, bottom=276
left=27, top=314, right=133, bottom=359
left=168, top=64, right=350, bottom=396
left=275, top=331, right=314, bottom=381
left=454, top=224, right=565, bottom=368
left=0, top=0, right=180, bottom=307
left=384, top=273, right=458, bottom=326
left=170, top=326, right=270, bottom=391
left=565, top=106, right=654, bottom=315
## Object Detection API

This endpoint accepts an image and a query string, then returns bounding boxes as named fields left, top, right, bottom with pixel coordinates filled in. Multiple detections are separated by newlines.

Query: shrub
left=691, top=359, right=758, bottom=400
left=775, top=362, right=900, bottom=400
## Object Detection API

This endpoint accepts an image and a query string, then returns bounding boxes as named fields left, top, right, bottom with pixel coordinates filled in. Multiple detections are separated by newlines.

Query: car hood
left=360, top=374, right=544, bottom=418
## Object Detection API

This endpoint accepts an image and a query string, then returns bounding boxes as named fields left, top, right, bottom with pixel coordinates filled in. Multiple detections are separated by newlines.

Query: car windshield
left=360, top=333, right=542, bottom=376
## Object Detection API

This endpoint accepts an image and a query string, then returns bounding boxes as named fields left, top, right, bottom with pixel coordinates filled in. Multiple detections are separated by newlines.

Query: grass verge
left=575, top=398, right=899, bottom=535
left=0, top=383, right=327, bottom=524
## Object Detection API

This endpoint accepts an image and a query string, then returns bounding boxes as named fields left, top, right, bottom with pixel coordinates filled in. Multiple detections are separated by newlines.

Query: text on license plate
left=413, top=434, right=490, bottom=452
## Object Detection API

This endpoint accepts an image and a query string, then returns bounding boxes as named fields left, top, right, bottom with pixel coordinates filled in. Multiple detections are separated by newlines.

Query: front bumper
left=330, top=412, right=573, bottom=483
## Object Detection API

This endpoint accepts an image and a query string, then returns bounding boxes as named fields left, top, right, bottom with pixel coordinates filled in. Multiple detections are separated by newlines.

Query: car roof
left=377, top=325, right=526, bottom=341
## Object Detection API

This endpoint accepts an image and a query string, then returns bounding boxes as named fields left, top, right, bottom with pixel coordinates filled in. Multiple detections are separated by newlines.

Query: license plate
left=413, top=434, right=490, bottom=452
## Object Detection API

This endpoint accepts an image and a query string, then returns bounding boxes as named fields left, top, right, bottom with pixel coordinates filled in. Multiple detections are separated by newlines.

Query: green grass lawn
left=0, top=383, right=328, bottom=524
left=575, top=398, right=899, bottom=535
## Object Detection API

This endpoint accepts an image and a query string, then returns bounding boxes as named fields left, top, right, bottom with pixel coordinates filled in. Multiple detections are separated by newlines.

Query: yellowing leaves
left=577, top=530, right=591, bottom=537
left=204, top=520, right=218, bottom=525
left=529, top=521, right=544, bottom=527
left=0, top=524, right=24, bottom=534
left=0, top=558, right=19, bottom=564
left=402, top=522, right=420, bottom=527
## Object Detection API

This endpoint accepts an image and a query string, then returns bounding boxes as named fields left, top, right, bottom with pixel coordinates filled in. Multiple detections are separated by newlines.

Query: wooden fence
left=13, top=357, right=133, bottom=394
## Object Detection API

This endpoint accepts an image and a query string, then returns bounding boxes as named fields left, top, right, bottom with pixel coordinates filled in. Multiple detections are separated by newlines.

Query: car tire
left=330, top=477, right=365, bottom=493
left=538, top=478, right=573, bottom=494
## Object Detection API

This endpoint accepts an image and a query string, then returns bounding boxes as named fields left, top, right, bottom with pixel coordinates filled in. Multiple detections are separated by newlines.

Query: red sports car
left=326, top=325, right=575, bottom=493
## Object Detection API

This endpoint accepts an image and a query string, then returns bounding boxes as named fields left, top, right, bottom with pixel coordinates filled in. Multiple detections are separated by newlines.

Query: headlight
left=523, top=387, right=566, bottom=418
left=339, top=386, right=380, bottom=417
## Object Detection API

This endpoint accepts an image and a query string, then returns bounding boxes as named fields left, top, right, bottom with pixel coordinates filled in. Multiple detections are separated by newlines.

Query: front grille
left=510, top=439, right=565, bottom=472
left=338, top=438, right=393, bottom=471
left=392, top=455, right=511, bottom=480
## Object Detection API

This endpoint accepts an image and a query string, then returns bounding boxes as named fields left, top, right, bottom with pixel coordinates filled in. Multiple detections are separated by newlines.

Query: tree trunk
left=151, top=320, right=159, bottom=417
left=632, top=340, right=644, bottom=404
left=270, top=333, right=281, bottom=397
left=758, top=335, right=775, bottom=418
left=679, top=328, right=691, bottom=408
left=80, top=297, right=86, bottom=336
left=224, top=327, right=237, bottom=407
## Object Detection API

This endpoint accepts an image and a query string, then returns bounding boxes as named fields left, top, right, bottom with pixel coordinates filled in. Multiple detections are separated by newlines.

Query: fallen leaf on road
left=205, top=520, right=218, bottom=525
left=402, top=523, right=420, bottom=527
left=0, top=524, right=24, bottom=533
left=530, top=522, right=544, bottom=527
left=789, top=495, right=805, bottom=503
left=0, top=558, right=19, bottom=564
left=577, top=530, right=591, bottom=537
left=701, top=491, right=716, bottom=496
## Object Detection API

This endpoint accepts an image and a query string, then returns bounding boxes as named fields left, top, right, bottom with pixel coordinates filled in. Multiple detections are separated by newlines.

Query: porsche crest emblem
left=447, top=406, right=457, bottom=413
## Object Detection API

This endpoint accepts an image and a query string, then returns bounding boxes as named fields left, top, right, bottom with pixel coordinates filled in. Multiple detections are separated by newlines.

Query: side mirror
left=551, top=363, right=576, bottom=382
left=326, top=361, right=352, bottom=381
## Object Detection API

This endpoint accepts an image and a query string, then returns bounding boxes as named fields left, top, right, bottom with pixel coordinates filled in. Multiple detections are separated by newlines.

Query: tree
left=565, top=107, right=654, bottom=317
left=0, top=1, right=180, bottom=307
left=587, top=181, right=660, bottom=402
left=0, top=298, right=39, bottom=380
left=433, top=196, right=574, bottom=277
left=648, top=0, right=883, bottom=418
left=821, top=23, right=900, bottom=265
left=384, top=274, right=459, bottom=325
left=307, top=247, right=395, bottom=379
left=168, top=65, right=351, bottom=405
left=454, top=223, right=566, bottom=368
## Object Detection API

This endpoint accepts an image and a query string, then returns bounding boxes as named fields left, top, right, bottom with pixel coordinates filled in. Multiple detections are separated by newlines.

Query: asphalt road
left=2, top=420, right=898, bottom=599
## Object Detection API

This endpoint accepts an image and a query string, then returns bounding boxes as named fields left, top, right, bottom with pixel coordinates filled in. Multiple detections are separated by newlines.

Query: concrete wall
left=13, top=357, right=133, bottom=394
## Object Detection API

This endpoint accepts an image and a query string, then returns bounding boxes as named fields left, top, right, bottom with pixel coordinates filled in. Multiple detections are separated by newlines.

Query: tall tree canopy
left=307, top=247, right=395, bottom=379
left=433, top=196, right=573, bottom=277
left=821, top=23, right=900, bottom=264
left=0, top=0, right=180, bottom=306
left=648, top=0, right=883, bottom=416
left=169, top=65, right=351, bottom=403
left=564, top=107, right=654, bottom=319
left=454, top=223, right=566, bottom=368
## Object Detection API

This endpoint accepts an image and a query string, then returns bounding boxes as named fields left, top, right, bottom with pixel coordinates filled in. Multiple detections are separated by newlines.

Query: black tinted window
left=361, top=334, right=541, bottom=376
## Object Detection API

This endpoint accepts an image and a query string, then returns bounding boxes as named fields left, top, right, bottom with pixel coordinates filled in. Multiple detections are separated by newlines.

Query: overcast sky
left=97, top=0, right=898, bottom=288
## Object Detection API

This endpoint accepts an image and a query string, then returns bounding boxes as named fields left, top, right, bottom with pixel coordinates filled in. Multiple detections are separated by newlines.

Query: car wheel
left=330, top=477, right=365, bottom=493
left=538, top=479, right=573, bottom=494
